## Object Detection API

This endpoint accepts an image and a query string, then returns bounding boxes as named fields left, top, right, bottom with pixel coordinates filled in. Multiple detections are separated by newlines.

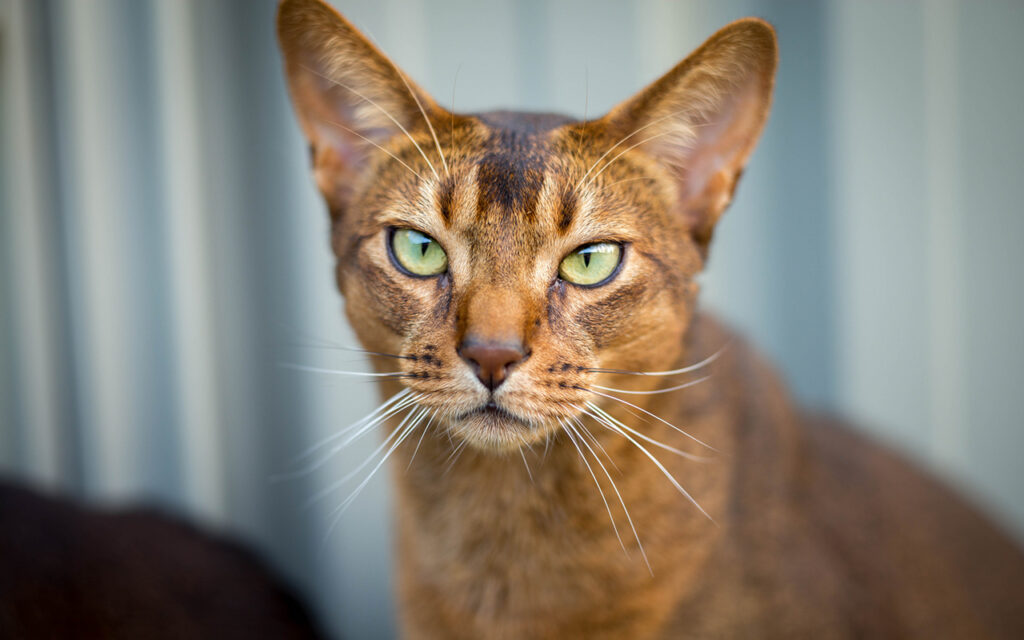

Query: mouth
left=461, top=400, right=527, bottom=424
left=451, top=399, right=536, bottom=451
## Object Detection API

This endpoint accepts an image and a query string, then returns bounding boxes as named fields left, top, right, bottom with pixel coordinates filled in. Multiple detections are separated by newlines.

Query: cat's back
left=789, top=416, right=1024, bottom=637
left=677, top=315, right=1024, bottom=638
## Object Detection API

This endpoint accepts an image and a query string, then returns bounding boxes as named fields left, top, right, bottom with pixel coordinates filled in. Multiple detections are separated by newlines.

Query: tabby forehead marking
left=474, top=129, right=548, bottom=224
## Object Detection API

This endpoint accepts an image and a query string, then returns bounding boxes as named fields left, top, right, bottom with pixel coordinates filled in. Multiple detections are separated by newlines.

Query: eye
left=389, top=228, right=448, bottom=277
left=558, top=242, right=623, bottom=286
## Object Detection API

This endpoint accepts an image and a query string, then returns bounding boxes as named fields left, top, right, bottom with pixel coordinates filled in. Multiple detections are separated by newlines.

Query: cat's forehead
left=386, top=111, right=648, bottom=244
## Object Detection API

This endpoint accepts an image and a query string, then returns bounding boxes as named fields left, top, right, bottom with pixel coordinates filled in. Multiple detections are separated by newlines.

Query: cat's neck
left=381, top=314, right=793, bottom=635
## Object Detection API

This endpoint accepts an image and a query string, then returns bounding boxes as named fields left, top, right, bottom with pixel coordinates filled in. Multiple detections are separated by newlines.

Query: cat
left=277, top=0, right=1024, bottom=637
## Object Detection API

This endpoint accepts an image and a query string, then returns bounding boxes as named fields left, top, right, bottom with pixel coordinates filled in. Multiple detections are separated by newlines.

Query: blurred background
left=2, top=0, right=1022, bottom=638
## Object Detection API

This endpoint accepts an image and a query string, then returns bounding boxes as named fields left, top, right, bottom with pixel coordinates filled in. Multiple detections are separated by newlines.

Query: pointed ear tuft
left=277, top=0, right=445, bottom=218
left=603, top=18, right=777, bottom=252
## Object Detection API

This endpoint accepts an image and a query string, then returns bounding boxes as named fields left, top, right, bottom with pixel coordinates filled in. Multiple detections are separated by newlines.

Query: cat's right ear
left=277, top=0, right=444, bottom=219
left=600, top=19, right=777, bottom=255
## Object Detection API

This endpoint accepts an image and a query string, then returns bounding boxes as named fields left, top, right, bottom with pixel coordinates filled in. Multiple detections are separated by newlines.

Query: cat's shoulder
left=789, top=415, right=1024, bottom=636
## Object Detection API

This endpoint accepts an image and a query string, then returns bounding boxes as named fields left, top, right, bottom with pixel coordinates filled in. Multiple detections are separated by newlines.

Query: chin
left=448, top=404, right=543, bottom=453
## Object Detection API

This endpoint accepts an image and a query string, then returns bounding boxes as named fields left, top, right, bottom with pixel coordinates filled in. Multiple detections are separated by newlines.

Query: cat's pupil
left=583, top=251, right=592, bottom=268
left=419, top=240, right=429, bottom=256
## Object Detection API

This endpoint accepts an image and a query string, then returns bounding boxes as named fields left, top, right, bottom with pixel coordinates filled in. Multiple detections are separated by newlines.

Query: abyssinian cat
left=277, top=0, right=1024, bottom=637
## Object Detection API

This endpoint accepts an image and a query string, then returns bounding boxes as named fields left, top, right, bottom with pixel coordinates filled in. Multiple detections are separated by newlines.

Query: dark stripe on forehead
left=436, top=175, right=455, bottom=226
left=557, top=188, right=577, bottom=233
left=475, top=129, right=546, bottom=222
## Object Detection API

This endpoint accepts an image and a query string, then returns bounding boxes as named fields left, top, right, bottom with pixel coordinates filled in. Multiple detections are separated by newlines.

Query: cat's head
left=278, top=0, right=776, bottom=452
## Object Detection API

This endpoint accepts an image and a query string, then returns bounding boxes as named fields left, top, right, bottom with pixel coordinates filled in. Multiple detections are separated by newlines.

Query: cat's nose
left=458, top=339, right=525, bottom=391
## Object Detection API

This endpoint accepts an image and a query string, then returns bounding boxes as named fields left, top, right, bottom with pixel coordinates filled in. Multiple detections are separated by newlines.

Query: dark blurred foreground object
left=0, top=479, right=326, bottom=639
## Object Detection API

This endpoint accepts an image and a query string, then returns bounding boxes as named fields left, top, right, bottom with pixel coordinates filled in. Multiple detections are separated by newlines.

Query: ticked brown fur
left=277, top=1, right=1024, bottom=637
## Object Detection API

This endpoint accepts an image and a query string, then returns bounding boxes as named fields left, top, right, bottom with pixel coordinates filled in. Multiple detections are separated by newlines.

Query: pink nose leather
left=458, top=341, right=525, bottom=390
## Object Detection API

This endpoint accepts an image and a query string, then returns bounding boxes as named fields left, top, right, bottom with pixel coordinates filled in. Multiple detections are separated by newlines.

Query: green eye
left=390, top=228, right=448, bottom=276
left=558, top=242, right=623, bottom=286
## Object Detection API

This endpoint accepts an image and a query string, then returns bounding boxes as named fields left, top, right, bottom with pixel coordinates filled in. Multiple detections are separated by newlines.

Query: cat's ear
left=602, top=19, right=777, bottom=251
left=277, top=0, right=445, bottom=218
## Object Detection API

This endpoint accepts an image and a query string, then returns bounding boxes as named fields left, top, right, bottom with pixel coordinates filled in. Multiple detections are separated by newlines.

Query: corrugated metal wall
left=2, top=1, right=1022, bottom=638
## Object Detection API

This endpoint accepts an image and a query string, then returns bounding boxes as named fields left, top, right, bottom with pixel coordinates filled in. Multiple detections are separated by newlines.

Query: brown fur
left=277, top=1, right=1024, bottom=637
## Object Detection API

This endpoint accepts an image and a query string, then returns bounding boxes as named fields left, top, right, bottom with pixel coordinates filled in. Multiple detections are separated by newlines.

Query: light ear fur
left=602, top=19, right=777, bottom=252
left=276, top=0, right=447, bottom=218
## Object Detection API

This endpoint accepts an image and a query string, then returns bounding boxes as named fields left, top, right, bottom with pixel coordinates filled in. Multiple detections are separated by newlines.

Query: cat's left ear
left=602, top=19, right=777, bottom=251
left=277, top=0, right=447, bottom=220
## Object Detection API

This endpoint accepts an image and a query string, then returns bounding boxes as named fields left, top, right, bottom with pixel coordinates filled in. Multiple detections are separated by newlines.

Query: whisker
left=320, top=116, right=426, bottom=182
left=518, top=447, right=534, bottom=484
left=571, top=416, right=620, bottom=473
left=575, top=106, right=690, bottom=190
left=300, top=64, right=441, bottom=181
left=283, top=387, right=412, bottom=465
left=394, top=67, right=450, bottom=177
left=593, top=375, right=710, bottom=396
left=323, top=405, right=431, bottom=540
left=287, top=343, right=415, bottom=361
left=561, top=419, right=629, bottom=556
left=587, top=343, right=729, bottom=376
left=583, top=130, right=679, bottom=189
left=304, top=405, right=425, bottom=507
left=450, top=64, right=461, bottom=150
left=586, top=403, right=710, bottom=463
left=586, top=389, right=718, bottom=453
left=277, top=362, right=407, bottom=378
left=574, top=105, right=718, bottom=193
left=601, top=176, right=658, bottom=189
left=565, top=418, right=652, bottom=575
left=575, top=66, right=589, bottom=160
left=274, top=391, right=422, bottom=480
left=406, top=407, right=435, bottom=471
left=443, top=439, right=470, bottom=476
left=581, top=405, right=714, bottom=523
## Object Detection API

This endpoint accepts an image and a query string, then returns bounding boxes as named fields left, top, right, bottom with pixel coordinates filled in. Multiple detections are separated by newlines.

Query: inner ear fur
left=602, top=19, right=777, bottom=252
left=277, top=0, right=448, bottom=218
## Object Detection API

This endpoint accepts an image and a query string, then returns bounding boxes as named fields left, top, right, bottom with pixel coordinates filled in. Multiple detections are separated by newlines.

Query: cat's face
left=278, top=0, right=776, bottom=452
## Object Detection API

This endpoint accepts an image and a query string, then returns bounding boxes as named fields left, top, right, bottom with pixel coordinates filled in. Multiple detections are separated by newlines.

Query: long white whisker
left=586, top=403, right=710, bottom=463
left=575, top=66, right=589, bottom=160
left=443, top=439, right=470, bottom=476
left=323, top=406, right=430, bottom=540
left=282, top=387, right=411, bottom=465
left=406, top=408, right=435, bottom=471
left=566, top=418, right=652, bottom=574
left=518, top=447, right=534, bottom=484
left=275, top=391, right=421, bottom=479
left=594, top=375, right=710, bottom=396
left=449, top=64, right=461, bottom=149
left=319, top=116, right=426, bottom=181
left=582, top=405, right=714, bottom=523
left=583, top=130, right=678, bottom=189
left=589, top=344, right=728, bottom=377
left=571, top=416, right=620, bottom=473
left=394, top=67, right=449, bottom=177
left=587, top=389, right=718, bottom=452
left=300, top=64, right=440, bottom=181
left=575, top=108, right=688, bottom=189
left=304, top=405, right=425, bottom=507
left=575, top=101, right=720, bottom=192
left=278, top=362, right=407, bottom=378
left=562, top=419, right=628, bottom=554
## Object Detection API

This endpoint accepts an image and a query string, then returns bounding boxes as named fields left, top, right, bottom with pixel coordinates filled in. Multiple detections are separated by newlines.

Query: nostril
left=458, top=340, right=526, bottom=391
